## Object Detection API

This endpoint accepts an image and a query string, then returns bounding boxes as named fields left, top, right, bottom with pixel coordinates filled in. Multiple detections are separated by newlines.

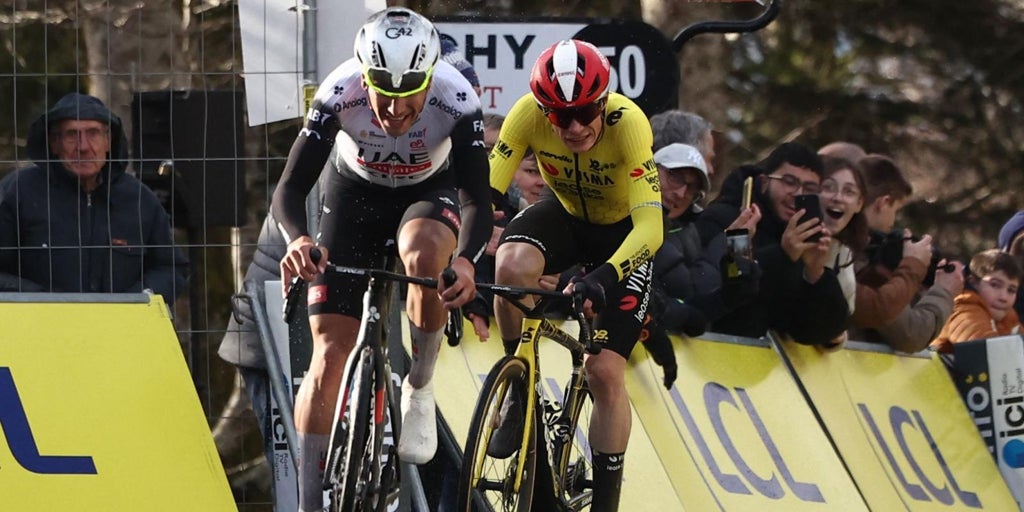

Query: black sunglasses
left=539, top=100, right=606, bottom=129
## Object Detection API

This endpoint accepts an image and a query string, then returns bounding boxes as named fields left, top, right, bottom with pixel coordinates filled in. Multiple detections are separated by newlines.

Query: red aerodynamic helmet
left=529, top=39, right=611, bottom=110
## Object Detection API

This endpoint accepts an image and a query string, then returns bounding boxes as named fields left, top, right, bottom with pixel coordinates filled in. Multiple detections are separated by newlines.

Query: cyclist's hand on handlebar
left=438, top=256, right=477, bottom=310
left=565, top=275, right=606, bottom=316
left=281, top=237, right=327, bottom=293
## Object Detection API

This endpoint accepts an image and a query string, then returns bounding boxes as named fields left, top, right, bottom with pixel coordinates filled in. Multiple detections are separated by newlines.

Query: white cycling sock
left=407, top=323, right=442, bottom=388
left=297, top=432, right=329, bottom=512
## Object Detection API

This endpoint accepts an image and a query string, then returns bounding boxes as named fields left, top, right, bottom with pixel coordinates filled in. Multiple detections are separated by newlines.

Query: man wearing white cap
left=640, top=143, right=762, bottom=389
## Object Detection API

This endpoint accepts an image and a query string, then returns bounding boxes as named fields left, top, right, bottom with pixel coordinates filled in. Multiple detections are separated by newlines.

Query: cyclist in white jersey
left=271, top=8, right=491, bottom=511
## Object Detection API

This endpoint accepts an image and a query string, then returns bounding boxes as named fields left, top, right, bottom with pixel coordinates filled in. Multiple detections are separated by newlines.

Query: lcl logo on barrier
left=673, top=382, right=982, bottom=507
left=0, top=367, right=97, bottom=475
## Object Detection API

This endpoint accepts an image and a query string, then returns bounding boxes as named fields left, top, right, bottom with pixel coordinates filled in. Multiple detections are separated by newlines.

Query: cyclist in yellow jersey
left=489, top=39, right=662, bottom=512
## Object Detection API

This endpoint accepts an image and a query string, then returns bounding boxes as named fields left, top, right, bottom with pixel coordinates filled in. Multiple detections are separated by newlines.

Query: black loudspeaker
left=131, top=90, right=247, bottom=229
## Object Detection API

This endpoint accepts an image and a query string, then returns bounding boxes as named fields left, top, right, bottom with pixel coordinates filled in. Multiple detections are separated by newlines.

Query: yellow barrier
left=777, top=336, right=1016, bottom=511
left=626, top=333, right=867, bottom=511
left=418, top=316, right=683, bottom=511
left=418, top=313, right=1015, bottom=511
left=0, top=294, right=235, bottom=511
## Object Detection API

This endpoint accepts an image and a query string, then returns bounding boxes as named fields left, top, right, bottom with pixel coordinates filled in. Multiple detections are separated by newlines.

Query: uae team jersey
left=490, top=92, right=663, bottom=282
left=271, top=58, right=490, bottom=263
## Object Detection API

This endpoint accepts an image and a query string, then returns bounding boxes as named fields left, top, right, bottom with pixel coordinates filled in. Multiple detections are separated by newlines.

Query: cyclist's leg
left=583, top=259, right=653, bottom=512
left=583, top=351, right=630, bottom=512
left=294, top=171, right=398, bottom=510
left=294, top=313, right=359, bottom=511
left=493, top=200, right=577, bottom=354
left=396, top=192, right=460, bottom=463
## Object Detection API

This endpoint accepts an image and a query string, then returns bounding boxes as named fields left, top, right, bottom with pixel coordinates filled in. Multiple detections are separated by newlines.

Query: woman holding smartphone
left=817, top=156, right=870, bottom=346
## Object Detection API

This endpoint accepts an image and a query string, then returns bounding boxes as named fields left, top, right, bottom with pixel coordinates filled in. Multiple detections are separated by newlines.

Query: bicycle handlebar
left=481, top=282, right=600, bottom=355
left=282, top=247, right=464, bottom=346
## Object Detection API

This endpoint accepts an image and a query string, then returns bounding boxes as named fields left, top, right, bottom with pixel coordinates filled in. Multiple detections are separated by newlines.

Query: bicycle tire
left=551, top=382, right=594, bottom=511
left=334, top=348, right=375, bottom=512
left=457, top=355, right=537, bottom=512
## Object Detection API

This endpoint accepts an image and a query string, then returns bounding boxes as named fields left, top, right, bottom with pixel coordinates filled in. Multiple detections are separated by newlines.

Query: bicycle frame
left=326, top=252, right=403, bottom=511
left=317, top=244, right=461, bottom=511
left=460, top=284, right=597, bottom=511
left=506, top=315, right=589, bottom=497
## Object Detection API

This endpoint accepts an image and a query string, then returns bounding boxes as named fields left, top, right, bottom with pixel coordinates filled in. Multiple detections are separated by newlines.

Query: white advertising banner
left=954, top=335, right=1024, bottom=511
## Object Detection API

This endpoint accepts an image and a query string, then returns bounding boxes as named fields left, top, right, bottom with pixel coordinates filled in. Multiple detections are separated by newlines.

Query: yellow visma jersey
left=490, top=92, right=663, bottom=281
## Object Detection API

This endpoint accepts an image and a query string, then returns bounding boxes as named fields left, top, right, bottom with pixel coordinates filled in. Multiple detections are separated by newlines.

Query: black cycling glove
left=642, top=320, right=678, bottom=390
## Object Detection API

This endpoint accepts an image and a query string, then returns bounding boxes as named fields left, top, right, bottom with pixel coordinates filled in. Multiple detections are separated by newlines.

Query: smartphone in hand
left=794, top=193, right=824, bottom=242
left=742, top=176, right=754, bottom=210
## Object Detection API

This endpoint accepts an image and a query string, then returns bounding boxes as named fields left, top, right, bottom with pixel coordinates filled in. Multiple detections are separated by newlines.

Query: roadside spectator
left=999, top=210, right=1024, bottom=320
left=649, top=109, right=716, bottom=176
left=696, top=142, right=850, bottom=346
left=817, top=140, right=867, bottom=163
left=440, top=36, right=481, bottom=96
left=931, top=249, right=1022, bottom=353
left=214, top=213, right=288, bottom=479
left=816, top=156, right=869, bottom=347
left=641, top=143, right=761, bottom=388
left=0, top=92, right=187, bottom=306
left=847, top=154, right=962, bottom=351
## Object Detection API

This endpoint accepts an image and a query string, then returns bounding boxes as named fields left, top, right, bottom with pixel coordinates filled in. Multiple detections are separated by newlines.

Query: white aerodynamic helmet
left=354, top=7, right=441, bottom=96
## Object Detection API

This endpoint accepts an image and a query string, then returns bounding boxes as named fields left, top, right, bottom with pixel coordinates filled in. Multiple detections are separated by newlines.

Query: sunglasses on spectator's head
left=538, top=100, right=606, bottom=129
left=364, top=68, right=433, bottom=98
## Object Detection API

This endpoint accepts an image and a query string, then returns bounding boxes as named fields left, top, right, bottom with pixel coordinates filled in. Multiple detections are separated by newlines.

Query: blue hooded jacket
left=0, top=92, right=188, bottom=305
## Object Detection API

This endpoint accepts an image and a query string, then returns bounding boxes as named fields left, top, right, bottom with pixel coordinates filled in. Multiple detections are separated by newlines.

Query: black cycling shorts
left=307, top=169, right=460, bottom=317
left=499, top=199, right=653, bottom=359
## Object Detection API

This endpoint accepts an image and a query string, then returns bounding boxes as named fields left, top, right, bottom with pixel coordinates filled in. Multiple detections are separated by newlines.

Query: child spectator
left=931, top=249, right=1022, bottom=353
left=998, top=210, right=1024, bottom=320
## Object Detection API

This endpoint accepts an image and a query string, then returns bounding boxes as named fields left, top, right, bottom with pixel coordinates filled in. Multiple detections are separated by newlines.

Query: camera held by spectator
left=865, top=230, right=955, bottom=286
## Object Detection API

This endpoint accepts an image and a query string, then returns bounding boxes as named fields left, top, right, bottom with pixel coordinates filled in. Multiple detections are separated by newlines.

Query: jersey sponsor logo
left=542, top=162, right=560, bottom=176
left=589, top=159, right=615, bottom=172
left=619, top=295, right=638, bottom=311
left=606, top=107, right=626, bottom=126
left=538, top=150, right=572, bottom=164
left=551, top=181, right=603, bottom=199
left=358, top=148, right=432, bottom=166
left=630, top=167, right=645, bottom=178
left=408, top=128, right=428, bottom=138
left=411, top=139, right=426, bottom=150
left=428, top=97, right=463, bottom=120
left=362, top=160, right=433, bottom=176
left=494, top=140, right=513, bottom=158
left=341, top=97, right=368, bottom=110
left=565, top=168, right=614, bottom=186
left=441, top=208, right=461, bottom=230
left=308, top=285, right=328, bottom=305
left=642, top=158, right=657, bottom=172
left=307, top=108, right=332, bottom=125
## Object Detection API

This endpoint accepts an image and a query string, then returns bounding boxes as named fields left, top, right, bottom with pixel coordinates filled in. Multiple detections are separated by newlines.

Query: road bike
left=283, top=241, right=461, bottom=512
left=456, top=284, right=600, bottom=511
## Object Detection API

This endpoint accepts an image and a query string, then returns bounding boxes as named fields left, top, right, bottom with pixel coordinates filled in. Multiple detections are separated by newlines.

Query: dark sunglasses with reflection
left=538, top=99, right=606, bottom=129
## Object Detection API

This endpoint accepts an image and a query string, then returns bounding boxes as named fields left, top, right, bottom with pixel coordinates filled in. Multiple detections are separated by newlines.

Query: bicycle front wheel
left=457, top=355, right=537, bottom=512
left=331, top=348, right=374, bottom=512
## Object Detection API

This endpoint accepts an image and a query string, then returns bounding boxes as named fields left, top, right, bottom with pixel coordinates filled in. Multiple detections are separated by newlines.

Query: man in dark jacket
left=0, top=92, right=187, bottom=306
left=640, top=143, right=761, bottom=388
left=695, top=142, right=850, bottom=346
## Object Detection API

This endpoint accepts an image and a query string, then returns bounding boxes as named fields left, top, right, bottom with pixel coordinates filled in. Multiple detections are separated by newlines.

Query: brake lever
left=442, top=267, right=463, bottom=347
left=282, top=247, right=321, bottom=323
